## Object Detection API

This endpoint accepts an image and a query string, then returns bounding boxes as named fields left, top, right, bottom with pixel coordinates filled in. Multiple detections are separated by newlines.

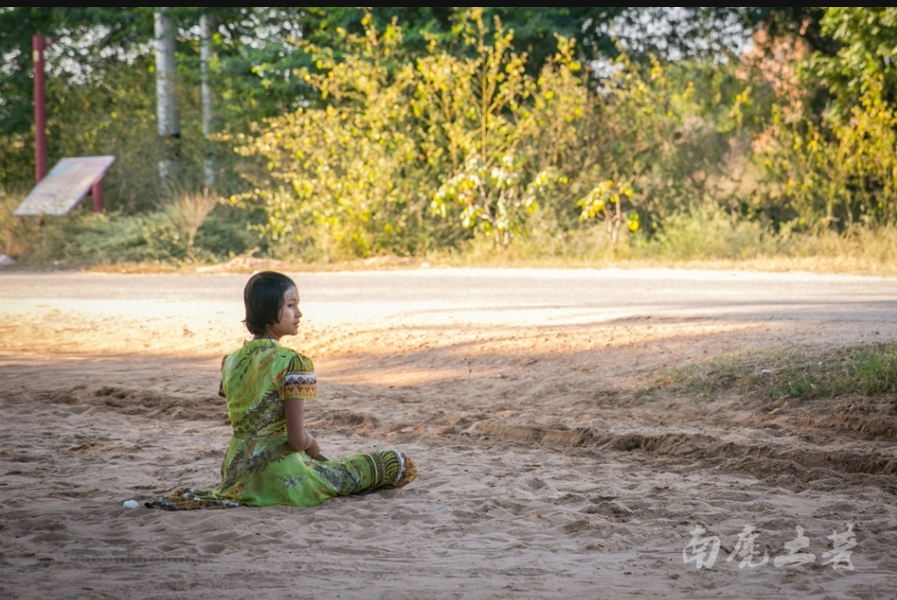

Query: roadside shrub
left=232, top=10, right=765, bottom=261
left=759, top=73, right=897, bottom=232
left=28, top=212, right=187, bottom=265
left=643, top=205, right=776, bottom=260
left=193, top=211, right=259, bottom=259
left=26, top=207, right=254, bottom=266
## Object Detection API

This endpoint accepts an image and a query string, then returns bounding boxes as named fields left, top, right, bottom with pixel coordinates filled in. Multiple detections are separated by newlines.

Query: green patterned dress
left=147, top=339, right=417, bottom=510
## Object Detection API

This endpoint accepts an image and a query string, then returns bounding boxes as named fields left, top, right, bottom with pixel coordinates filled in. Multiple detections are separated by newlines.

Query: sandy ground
left=2, top=268, right=897, bottom=599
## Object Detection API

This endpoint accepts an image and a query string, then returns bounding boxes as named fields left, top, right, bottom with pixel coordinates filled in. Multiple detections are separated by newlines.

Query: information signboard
left=14, top=156, right=115, bottom=216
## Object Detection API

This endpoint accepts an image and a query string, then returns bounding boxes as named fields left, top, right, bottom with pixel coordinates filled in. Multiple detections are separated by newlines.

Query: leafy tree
left=755, top=8, right=897, bottom=231
left=300, top=8, right=830, bottom=66
left=0, top=8, right=153, bottom=137
left=811, top=8, right=897, bottom=105
left=234, top=12, right=596, bottom=256
left=232, top=10, right=761, bottom=258
left=298, top=8, right=625, bottom=68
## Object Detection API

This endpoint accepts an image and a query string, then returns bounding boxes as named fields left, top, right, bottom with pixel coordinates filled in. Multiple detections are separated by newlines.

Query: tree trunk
left=155, top=7, right=180, bottom=180
left=200, top=12, right=215, bottom=187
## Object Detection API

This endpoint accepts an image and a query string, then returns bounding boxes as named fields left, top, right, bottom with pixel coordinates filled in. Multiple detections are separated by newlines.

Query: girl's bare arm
left=284, top=399, right=321, bottom=458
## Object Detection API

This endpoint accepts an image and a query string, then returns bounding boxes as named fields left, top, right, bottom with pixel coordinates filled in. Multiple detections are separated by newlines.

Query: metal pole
left=33, top=35, right=47, bottom=184
left=91, top=177, right=104, bottom=213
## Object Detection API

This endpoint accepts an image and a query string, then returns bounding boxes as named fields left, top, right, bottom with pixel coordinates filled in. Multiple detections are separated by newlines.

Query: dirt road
left=2, top=268, right=896, bottom=599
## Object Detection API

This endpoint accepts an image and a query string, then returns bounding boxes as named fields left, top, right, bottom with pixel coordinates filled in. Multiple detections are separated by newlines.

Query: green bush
left=194, top=211, right=259, bottom=259
left=28, top=212, right=185, bottom=264
left=641, top=205, right=777, bottom=260
left=17, top=8, right=897, bottom=266
left=26, top=206, right=257, bottom=266
left=232, top=11, right=759, bottom=260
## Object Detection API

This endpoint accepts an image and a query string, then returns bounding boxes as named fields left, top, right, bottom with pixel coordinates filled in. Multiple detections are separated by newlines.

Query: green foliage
left=433, top=156, right=554, bottom=247
left=193, top=210, right=259, bottom=258
left=234, top=12, right=602, bottom=257
left=29, top=212, right=189, bottom=264
left=641, top=205, right=774, bottom=260
left=762, top=76, right=897, bottom=231
left=27, top=207, right=254, bottom=266
left=421, top=15, right=583, bottom=247
left=757, top=8, right=897, bottom=232
left=10, top=7, right=897, bottom=266
left=811, top=8, right=897, bottom=104
left=851, top=346, right=897, bottom=394
left=232, top=17, right=424, bottom=259
left=0, top=7, right=154, bottom=137
left=577, top=180, right=636, bottom=244
left=234, top=11, right=764, bottom=260
left=43, top=56, right=162, bottom=212
left=299, top=7, right=626, bottom=71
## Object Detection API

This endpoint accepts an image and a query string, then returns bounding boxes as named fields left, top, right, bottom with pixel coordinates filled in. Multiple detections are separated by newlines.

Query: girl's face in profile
left=268, top=286, right=302, bottom=340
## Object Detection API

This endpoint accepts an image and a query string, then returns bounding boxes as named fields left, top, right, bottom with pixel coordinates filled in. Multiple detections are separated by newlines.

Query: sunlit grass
left=649, top=343, right=897, bottom=400
left=421, top=211, right=897, bottom=278
left=9, top=202, right=897, bottom=278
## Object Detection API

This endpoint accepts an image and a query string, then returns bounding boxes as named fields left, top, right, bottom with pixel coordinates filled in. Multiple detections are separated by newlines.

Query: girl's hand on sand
left=303, top=433, right=321, bottom=459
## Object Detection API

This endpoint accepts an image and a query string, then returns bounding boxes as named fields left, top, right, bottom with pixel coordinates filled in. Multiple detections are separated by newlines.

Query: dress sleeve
left=283, top=352, right=317, bottom=401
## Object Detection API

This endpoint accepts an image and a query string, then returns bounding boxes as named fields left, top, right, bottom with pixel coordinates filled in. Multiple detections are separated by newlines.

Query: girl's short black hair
left=243, top=271, right=297, bottom=335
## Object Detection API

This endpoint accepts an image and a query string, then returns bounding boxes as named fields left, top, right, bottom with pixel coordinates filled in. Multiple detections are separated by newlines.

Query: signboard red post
left=14, top=156, right=115, bottom=216
left=33, top=35, right=49, bottom=185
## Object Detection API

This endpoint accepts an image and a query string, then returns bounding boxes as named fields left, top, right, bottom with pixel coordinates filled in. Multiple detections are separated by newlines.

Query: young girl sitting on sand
left=148, top=271, right=417, bottom=510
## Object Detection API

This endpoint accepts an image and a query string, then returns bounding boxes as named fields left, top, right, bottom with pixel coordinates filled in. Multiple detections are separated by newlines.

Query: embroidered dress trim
left=285, top=372, right=316, bottom=385
left=284, top=371, right=316, bottom=399
left=394, top=451, right=407, bottom=485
